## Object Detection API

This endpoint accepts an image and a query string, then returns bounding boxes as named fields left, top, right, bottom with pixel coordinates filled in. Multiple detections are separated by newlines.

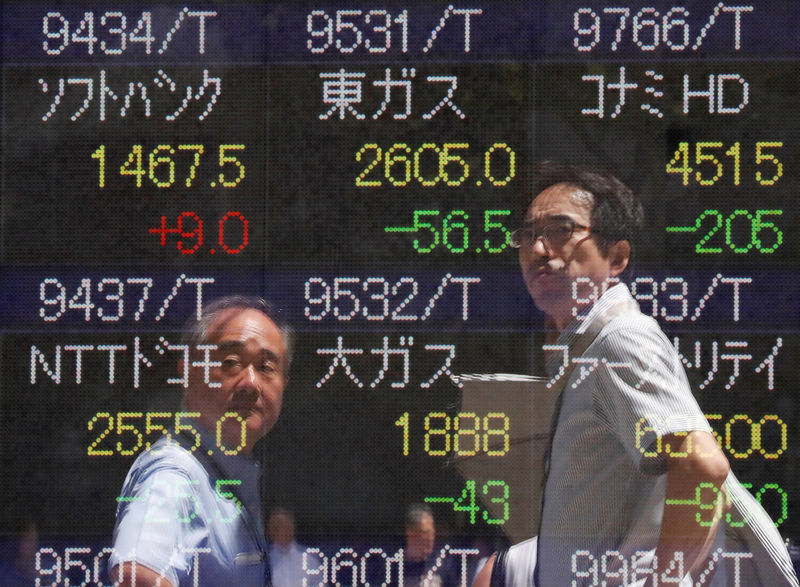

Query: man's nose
left=530, top=233, right=551, bottom=258
left=234, top=364, right=260, bottom=392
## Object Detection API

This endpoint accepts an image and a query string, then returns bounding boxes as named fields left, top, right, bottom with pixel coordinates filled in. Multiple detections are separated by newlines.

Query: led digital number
left=635, top=414, right=788, bottom=459
left=666, top=209, right=783, bottom=254
left=385, top=209, right=511, bottom=254
left=666, top=141, right=783, bottom=186
left=425, top=479, right=510, bottom=525
left=666, top=481, right=788, bottom=527
left=394, top=411, right=510, bottom=456
left=149, top=211, right=249, bottom=255
left=87, top=411, right=246, bottom=457
left=356, top=143, right=515, bottom=188
left=91, top=144, right=245, bottom=188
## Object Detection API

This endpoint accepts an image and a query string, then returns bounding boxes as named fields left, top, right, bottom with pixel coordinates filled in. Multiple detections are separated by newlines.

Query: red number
left=176, top=211, right=203, bottom=254
left=219, top=211, right=248, bottom=254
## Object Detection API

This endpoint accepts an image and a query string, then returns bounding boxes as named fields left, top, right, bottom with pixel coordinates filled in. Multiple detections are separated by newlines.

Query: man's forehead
left=526, top=183, right=593, bottom=221
left=205, top=308, right=281, bottom=344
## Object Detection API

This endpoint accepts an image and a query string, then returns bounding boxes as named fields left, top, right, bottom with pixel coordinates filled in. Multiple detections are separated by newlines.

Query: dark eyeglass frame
left=509, top=218, right=591, bottom=250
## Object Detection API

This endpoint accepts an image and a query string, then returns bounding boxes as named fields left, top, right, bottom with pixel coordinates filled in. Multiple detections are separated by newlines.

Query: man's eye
left=222, top=358, right=241, bottom=368
left=260, top=363, right=276, bottom=373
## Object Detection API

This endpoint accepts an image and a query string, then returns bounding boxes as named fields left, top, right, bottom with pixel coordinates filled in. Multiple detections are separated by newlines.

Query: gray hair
left=405, top=503, right=434, bottom=527
left=184, top=295, right=294, bottom=369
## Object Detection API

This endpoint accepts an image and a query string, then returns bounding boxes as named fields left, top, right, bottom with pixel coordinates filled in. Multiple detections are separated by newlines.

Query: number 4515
left=666, top=141, right=783, bottom=186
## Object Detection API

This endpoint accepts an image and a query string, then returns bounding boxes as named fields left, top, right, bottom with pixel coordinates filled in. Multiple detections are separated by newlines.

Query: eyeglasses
left=509, top=218, right=591, bottom=250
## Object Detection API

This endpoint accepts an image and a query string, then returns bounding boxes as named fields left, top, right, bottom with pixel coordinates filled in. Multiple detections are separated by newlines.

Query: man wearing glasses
left=474, top=163, right=796, bottom=586
left=109, top=296, right=291, bottom=586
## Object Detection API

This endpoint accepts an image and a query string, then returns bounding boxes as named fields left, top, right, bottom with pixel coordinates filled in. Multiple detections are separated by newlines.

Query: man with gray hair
left=110, top=296, right=292, bottom=586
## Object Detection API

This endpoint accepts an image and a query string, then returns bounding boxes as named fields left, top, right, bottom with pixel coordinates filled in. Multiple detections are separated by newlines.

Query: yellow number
left=145, top=412, right=173, bottom=450
left=87, top=412, right=114, bottom=456
left=484, top=143, right=515, bottom=186
left=218, top=144, right=245, bottom=187
left=634, top=417, right=661, bottom=457
left=755, top=141, right=783, bottom=185
left=424, top=412, right=450, bottom=456
left=454, top=412, right=480, bottom=456
left=725, top=142, right=741, bottom=185
left=216, top=412, right=246, bottom=455
left=175, top=412, right=201, bottom=451
left=148, top=145, right=176, bottom=188
left=395, top=412, right=410, bottom=456
left=665, top=142, right=691, bottom=185
left=757, top=415, right=787, bottom=459
left=119, top=145, right=145, bottom=187
left=440, top=143, right=469, bottom=186
left=413, top=144, right=441, bottom=186
left=116, top=412, right=144, bottom=456
left=178, top=144, right=204, bottom=187
left=91, top=145, right=106, bottom=187
left=355, top=144, right=382, bottom=186
left=725, top=414, right=755, bottom=458
left=384, top=144, right=411, bottom=186
left=483, top=413, right=509, bottom=456
left=695, top=141, right=723, bottom=185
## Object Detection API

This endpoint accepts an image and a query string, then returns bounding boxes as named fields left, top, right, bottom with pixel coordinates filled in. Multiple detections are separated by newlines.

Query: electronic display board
left=0, top=1, right=798, bottom=585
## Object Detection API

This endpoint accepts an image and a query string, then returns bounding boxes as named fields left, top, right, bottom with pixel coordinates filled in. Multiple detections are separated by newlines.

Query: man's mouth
left=533, top=265, right=560, bottom=278
left=228, top=403, right=263, bottom=416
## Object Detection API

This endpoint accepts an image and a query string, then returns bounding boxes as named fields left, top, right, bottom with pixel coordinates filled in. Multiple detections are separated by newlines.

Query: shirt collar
left=546, top=283, right=635, bottom=374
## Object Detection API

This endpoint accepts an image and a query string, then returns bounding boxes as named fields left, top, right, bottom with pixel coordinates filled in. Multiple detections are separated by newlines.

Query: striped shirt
left=538, top=284, right=719, bottom=586
left=534, top=283, right=797, bottom=586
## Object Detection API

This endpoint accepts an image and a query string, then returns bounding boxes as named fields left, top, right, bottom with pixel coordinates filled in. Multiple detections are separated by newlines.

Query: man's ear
left=608, top=240, right=631, bottom=276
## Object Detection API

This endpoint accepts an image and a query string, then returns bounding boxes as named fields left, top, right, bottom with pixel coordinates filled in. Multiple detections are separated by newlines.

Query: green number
left=425, top=480, right=478, bottom=524
left=411, top=210, right=440, bottom=253
left=725, top=210, right=754, bottom=253
left=752, top=209, right=783, bottom=253
left=482, top=481, right=510, bottom=524
left=695, top=209, right=723, bottom=253
left=755, top=484, right=788, bottom=526
left=453, top=480, right=479, bottom=523
left=443, top=211, right=469, bottom=252
left=484, top=209, right=511, bottom=253
left=215, top=479, right=243, bottom=522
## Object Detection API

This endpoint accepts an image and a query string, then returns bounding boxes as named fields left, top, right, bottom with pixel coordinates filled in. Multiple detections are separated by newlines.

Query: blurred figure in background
left=403, top=503, right=459, bottom=586
left=267, top=508, right=319, bottom=587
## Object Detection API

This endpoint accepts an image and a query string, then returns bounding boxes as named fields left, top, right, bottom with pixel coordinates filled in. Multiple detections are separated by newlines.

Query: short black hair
left=528, top=161, right=645, bottom=256
left=183, top=295, right=294, bottom=368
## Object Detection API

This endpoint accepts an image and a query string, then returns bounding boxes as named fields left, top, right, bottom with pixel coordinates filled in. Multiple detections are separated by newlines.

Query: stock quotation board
left=1, top=1, right=798, bottom=585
